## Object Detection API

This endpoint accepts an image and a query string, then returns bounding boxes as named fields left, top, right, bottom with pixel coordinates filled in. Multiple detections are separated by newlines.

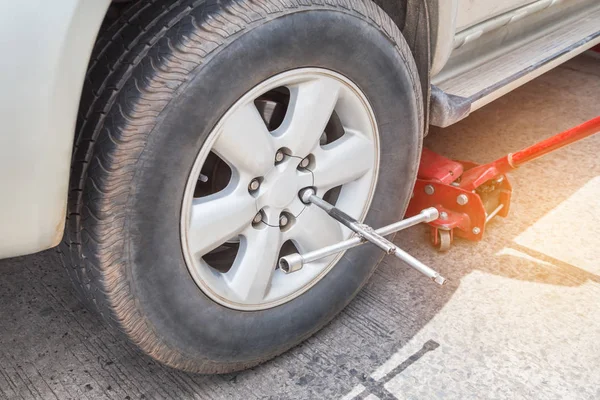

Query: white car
left=1, top=0, right=598, bottom=373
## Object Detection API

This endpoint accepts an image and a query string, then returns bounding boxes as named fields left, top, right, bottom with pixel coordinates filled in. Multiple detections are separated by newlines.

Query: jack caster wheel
left=435, top=230, right=452, bottom=252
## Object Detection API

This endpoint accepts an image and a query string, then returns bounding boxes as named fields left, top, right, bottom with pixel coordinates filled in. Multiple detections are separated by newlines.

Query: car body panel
left=428, top=0, right=459, bottom=76
left=455, top=0, right=536, bottom=31
left=0, top=0, right=111, bottom=258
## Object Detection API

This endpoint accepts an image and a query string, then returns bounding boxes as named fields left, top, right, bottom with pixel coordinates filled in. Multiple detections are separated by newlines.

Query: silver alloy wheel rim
left=181, top=68, right=380, bottom=310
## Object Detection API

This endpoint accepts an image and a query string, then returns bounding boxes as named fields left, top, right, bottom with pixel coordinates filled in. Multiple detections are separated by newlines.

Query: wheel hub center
left=258, top=161, right=304, bottom=210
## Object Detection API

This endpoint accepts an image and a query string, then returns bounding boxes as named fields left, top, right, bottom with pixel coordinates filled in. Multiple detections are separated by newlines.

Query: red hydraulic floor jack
left=405, top=116, right=600, bottom=251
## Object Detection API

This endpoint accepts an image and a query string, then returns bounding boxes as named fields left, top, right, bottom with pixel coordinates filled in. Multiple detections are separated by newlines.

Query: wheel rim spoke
left=213, top=102, right=275, bottom=177
left=311, top=130, right=374, bottom=192
left=226, top=226, right=283, bottom=302
left=286, top=204, right=344, bottom=257
left=272, top=76, right=341, bottom=157
left=188, top=185, right=257, bottom=257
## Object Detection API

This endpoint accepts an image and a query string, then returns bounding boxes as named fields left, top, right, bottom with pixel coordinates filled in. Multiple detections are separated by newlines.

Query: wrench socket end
left=433, top=274, right=447, bottom=286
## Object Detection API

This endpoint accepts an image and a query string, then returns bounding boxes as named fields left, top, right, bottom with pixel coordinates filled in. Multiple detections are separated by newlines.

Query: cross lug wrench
left=279, top=188, right=447, bottom=286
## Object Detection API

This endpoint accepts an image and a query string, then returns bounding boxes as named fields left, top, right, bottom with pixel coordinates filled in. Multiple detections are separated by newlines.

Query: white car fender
left=0, top=0, right=111, bottom=258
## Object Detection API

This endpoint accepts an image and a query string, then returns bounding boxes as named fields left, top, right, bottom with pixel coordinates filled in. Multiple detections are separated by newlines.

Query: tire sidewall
left=128, top=9, right=422, bottom=366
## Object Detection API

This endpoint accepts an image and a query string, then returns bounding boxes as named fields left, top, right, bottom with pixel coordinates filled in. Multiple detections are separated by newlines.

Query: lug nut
left=253, top=212, right=263, bottom=224
left=424, top=185, right=435, bottom=195
left=439, top=211, right=448, bottom=220
left=299, top=187, right=315, bottom=204
left=299, top=157, right=310, bottom=169
left=198, top=173, right=209, bottom=183
left=279, top=214, right=289, bottom=228
left=275, top=149, right=285, bottom=163
left=248, top=178, right=261, bottom=192
left=456, top=194, right=469, bottom=205
left=472, top=227, right=481, bottom=235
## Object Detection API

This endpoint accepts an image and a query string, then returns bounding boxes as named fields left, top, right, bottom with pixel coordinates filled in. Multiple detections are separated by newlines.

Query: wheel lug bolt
left=253, top=212, right=263, bottom=224
left=299, top=156, right=310, bottom=169
left=275, top=149, right=285, bottom=163
left=279, top=214, right=289, bottom=228
left=248, top=178, right=261, bottom=192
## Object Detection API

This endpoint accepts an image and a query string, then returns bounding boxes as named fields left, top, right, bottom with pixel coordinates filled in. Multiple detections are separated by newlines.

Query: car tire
left=59, top=0, right=423, bottom=373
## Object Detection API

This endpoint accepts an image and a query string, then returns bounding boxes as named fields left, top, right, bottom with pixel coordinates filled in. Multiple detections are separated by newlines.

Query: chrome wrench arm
left=279, top=188, right=447, bottom=286
left=279, top=207, right=438, bottom=270
left=306, top=193, right=398, bottom=255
